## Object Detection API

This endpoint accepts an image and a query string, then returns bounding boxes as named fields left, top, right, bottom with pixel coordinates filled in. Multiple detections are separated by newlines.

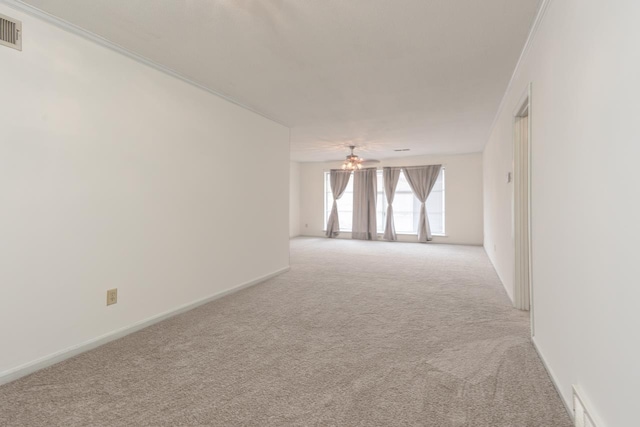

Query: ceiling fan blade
left=360, top=159, right=380, bottom=164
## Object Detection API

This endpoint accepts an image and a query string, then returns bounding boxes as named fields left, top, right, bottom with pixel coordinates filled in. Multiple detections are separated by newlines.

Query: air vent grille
left=0, top=13, right=22, bottom=51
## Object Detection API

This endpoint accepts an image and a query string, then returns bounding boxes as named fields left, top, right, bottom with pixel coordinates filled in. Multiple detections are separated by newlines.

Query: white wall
left=289, top=161, right=301, bottom=237
left=300, top=153, right=483, bottom=245
left=0, top=5, right=290, bottom=377
left=483, top=1, right=640, bottom=425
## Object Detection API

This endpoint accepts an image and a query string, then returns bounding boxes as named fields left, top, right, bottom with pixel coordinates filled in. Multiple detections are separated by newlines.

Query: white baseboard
left=482, top=245, right=515, bottom=304
left=531, top=336, right=574, bottom=421
left=0, top=266, right=290, bottom=386
left=298, top=233, right=482, bottom=246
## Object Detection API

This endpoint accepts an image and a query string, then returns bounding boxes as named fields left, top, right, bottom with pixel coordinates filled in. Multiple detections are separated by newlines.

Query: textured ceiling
left=20, top=0, right=541, bottom=162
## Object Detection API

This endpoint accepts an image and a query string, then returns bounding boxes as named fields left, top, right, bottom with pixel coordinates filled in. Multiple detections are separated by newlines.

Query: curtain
left=325, top=169, right=352, bottom=238
left=352, top=168, right=377, bottom=240
left=383, top=167, right=401, bottom=241
left=402, top=165, right=442, bottom=242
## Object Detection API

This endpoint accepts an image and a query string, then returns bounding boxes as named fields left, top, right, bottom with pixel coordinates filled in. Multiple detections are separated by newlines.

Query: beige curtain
left=325, top=169, right=352, bottom=238
left=402, top=165, right=442, bottom=242
left=352, top=168, right=377, bottom=240
left=383, top=167, right=401, bottom=241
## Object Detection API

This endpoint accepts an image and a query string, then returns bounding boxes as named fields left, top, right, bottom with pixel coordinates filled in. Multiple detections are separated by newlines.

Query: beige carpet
left=0, top=238, right=571, bottom=426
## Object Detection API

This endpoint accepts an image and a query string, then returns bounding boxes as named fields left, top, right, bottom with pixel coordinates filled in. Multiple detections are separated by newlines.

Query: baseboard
left=0, top=266, right=290, bottom=386
left=531, top=336, right=574, bottom=421
left=482, top=245, right=515, bottom=304
left=299, top=233, right=482, bottom=246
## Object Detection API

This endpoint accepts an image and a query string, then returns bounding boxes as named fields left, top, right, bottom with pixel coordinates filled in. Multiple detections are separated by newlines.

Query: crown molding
left=0, top=0, right=288, bottom=127
left=484, top=0, right=553, bottom=145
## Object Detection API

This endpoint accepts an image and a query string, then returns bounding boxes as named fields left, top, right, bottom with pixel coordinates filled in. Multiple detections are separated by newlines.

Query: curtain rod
left=325, top=164, right=446, bottom=172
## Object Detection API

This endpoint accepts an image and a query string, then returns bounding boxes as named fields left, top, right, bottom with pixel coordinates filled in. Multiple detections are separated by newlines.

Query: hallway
left=0, top=238, right=570, bottom=426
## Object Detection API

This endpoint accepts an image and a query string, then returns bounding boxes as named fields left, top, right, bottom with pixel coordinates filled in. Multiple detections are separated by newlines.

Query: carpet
left=0, top=237, right=572, bottom=426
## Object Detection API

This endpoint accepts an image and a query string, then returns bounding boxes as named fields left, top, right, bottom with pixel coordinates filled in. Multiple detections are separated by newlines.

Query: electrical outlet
left=106, top=288, right=117, bottom=306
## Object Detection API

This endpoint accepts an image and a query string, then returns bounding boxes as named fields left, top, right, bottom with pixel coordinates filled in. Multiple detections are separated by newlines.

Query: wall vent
left=573, top=386, right=599, bottom=427
left=0, top=13, right=22, bottom=51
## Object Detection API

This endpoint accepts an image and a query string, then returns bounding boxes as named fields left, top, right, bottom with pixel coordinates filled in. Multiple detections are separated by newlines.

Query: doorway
left=513, top=86, right=532, bottom=325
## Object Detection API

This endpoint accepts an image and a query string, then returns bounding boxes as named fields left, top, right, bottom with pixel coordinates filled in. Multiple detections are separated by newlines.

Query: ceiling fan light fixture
left=342, top=145, right=364, bottom=170
left=341, top=159, right=362, bottom=170
left=336, top=145, right=379, bottom=170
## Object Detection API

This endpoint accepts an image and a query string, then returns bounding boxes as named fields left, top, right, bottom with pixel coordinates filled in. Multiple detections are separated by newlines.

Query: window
left=324, top=173, right=354, bottom=231
left=324, top=168, right=445, bottom=235
left=393, top=169, right=445, bottom=235
left=375, top=172, right=385, bottom=233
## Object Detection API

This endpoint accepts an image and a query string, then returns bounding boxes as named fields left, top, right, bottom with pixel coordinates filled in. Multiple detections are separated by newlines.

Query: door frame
left=512, top=83, right=534, bottom=336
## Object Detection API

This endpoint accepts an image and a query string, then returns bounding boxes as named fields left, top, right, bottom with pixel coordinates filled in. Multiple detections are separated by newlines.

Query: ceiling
left=21, top=0, right=541, bottom=162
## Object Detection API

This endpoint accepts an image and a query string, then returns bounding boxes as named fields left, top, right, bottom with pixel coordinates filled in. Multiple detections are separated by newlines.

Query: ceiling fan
left=335, top=145, right=380, bottom=170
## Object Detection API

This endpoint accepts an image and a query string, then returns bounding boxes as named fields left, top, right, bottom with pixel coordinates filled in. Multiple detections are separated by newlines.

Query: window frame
left=323, top=168, right=446, bottom=237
